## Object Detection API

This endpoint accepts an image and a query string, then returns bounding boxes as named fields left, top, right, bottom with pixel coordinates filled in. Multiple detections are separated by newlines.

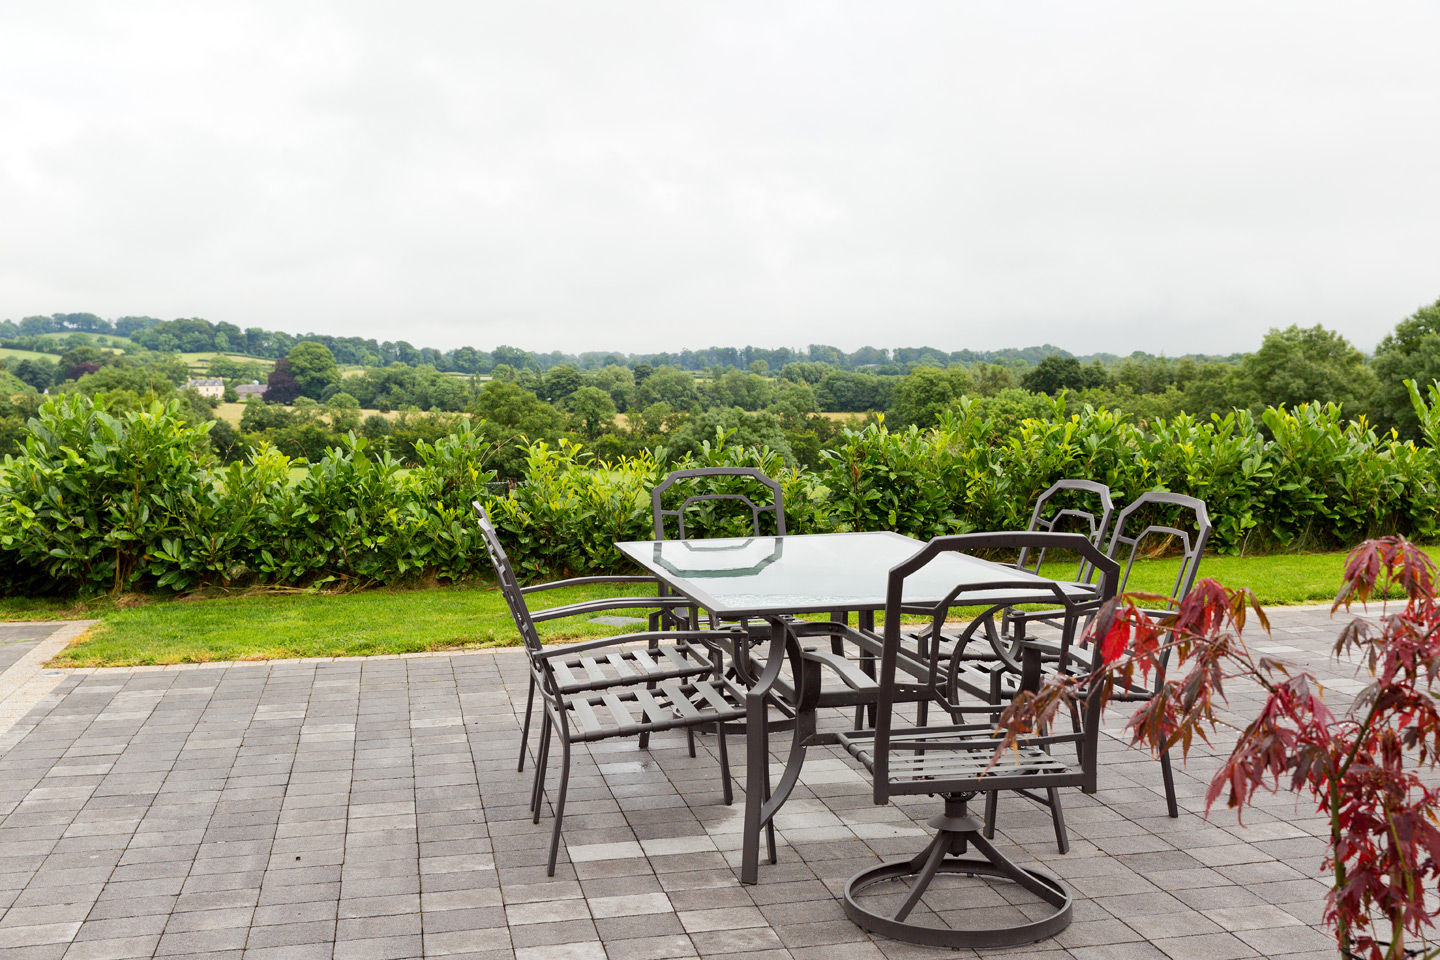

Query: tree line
left=3, top=297, right=1439, bottom=477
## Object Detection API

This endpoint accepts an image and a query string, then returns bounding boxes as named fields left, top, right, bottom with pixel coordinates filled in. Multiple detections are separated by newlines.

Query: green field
left=178, top=352, right=274, bottom=374
left=16, top=547, right=1372, bottom=668
left=0, top=346, right=51, bottom=363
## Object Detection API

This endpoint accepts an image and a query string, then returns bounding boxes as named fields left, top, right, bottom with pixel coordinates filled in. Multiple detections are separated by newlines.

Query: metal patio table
left=615, top=530, right=1096, bottom=884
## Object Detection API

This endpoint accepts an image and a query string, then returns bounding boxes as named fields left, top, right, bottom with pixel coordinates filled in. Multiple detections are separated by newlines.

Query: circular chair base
left=843, top=857, right=1074, bottom=949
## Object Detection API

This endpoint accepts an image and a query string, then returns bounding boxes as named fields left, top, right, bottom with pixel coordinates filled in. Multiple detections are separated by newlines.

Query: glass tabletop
left=615, top=531, right=1093, bottom=617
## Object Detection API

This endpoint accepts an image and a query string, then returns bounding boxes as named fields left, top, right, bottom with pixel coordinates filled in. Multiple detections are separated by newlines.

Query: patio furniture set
left=475, top=470, right=1213, bottom=950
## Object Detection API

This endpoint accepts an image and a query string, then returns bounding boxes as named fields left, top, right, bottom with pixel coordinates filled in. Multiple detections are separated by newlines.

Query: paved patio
left=0, top=610, right=1355, bottom=960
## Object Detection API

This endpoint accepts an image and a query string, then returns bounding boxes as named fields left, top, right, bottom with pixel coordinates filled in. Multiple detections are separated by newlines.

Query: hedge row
left=2, top=387, right=1438, bottom=596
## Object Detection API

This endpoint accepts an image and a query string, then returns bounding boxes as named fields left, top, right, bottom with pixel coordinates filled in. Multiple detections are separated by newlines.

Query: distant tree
left=635, top=366, right=700, bottom=411
left=972, top=363, right=1016, bottom=396
left=113, top=315, right=160, bottom=337
left=703, top=370, right=772, bottom=411
left=772, top=381, right=817, bottom=418
left=542, top=365, right=584, bottom=403
left=285, top=342, right=341, bottom=399
left=264, top=358, right=303, bottom=404
left=668, top=409, right=796, bottom=465
left=1021, top=355, right=1095, bottom=395
left=58, top=345, right=111, bottom=381
left=208, top=417, right=242, bottom=462
left=565, top=386, right=617, bottom=439
left=815, top=370, right=892, bottom=412
left=12, top=357, right=57, bottom=391
left=965, top=388, right=1064, bottom=437
left=626, top=402, right=686, bottom=440
left=1372, top=298, right=1440, bottom=436
left=361, top=413, right=392, bottom=439
left=469, top=381, right=564, bottom=437
left=591, top=365, right=636, bottom=411
left=889, top=366, right=974, bottom=427
left=491, top=345, right=532, bottom=370
left=806, top=344, right=845, bottom=366
left=849, top=345, right=889, bottom=366
left=1229, top=324, right=1375, bottom=415
left=325, top=391, right=362, bottom=433
left=780, top=361, right=830, bottom=385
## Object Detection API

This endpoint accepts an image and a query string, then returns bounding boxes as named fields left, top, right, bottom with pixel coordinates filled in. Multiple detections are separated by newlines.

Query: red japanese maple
left=994, top=537, right=1440, bottom=960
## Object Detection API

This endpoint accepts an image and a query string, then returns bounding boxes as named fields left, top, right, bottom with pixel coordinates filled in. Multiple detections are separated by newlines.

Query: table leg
left=740, top=621, right=788, bottom=884
left=741, top=619, right=822, bottom=884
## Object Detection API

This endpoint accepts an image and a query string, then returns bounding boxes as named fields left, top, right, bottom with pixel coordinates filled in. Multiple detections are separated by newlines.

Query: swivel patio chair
left=833, top=531, right=1120, bottom=948
left=475, top=504, right=747, bottom=875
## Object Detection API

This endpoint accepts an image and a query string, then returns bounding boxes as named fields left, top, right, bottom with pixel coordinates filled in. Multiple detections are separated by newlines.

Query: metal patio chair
left=475, top=504, right=747, bottom=875
left=944, top=479, right=1115, bottom=677
left=833, top=531, right=1120, bottom=948
left=978, top=490, right=1212, bottom=838
left=649, top=465, right=788, bottom=632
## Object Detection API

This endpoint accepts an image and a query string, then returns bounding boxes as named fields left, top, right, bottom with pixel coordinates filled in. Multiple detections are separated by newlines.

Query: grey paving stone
left=0, top=609, right=1345, bottom=960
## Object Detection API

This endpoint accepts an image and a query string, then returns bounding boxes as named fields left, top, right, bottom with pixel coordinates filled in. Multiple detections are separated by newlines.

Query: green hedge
left=2, top=386, right=1438, bottom=596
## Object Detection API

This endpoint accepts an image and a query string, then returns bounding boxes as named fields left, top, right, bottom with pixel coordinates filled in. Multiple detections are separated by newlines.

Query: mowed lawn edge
left=16, top=547, right=1390, bottom=668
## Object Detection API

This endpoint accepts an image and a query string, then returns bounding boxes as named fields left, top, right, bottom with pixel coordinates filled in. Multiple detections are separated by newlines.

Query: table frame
left=617, top=532, right=1090, bottom=884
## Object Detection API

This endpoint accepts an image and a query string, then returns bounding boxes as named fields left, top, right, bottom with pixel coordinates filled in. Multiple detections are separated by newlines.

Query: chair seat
left=564, top=676, right=747, bottom=743
left=548, top=640, right=717, bottom=694
left=837, top=724, right=1075, bottom=788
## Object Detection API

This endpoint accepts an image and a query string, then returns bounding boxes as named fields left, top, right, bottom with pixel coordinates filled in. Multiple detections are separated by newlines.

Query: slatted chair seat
left=561, top=675, right=747, bottom=742
left=839, top=724, right=1076, bottom=785
left=547, top=640, right=717, bottom=694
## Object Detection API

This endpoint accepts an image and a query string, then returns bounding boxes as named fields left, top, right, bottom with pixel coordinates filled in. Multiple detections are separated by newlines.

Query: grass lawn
left=0, top=346, right=51, bottom=363
left=214, top=401, right=395, bottom=428
left=13, top=546, right=1379, bottom=668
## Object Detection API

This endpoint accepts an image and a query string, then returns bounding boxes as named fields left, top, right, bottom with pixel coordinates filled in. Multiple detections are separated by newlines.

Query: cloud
left=2, top=0, right=1437, bottom=354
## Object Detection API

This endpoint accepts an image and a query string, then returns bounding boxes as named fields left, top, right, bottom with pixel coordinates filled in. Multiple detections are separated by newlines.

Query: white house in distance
left=235, top=382, right=266, bottom=398
left=186, top=377, right=224, bottom=399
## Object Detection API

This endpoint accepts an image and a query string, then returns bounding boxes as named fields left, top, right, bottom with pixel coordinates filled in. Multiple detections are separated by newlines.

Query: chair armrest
left=530, top=595, right=691, bottom=623
left=786, top=620, right=875, bottom=645
left=533, top=628, right=743, bottom=660
left=521, top=575, right=660, bottom=595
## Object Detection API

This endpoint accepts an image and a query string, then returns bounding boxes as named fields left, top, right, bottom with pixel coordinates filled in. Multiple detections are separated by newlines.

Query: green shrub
left=5, top=389, right=1440, bottom=596
left=0, top=395, right=217, bottom=592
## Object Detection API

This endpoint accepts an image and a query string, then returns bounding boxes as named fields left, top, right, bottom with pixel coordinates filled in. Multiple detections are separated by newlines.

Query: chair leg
left=546, top=736, right=572, bottom=876
left=983, top=790, right=998, bottom=839
left=687, top=728, right=697, bottom=758
left=716, top=722, right=733, bottom=806
left=517, top=675, right=536, bottom=773
left=531, top=713, right=552, bottom=824
left=763, top=760, right=777, bottom=864
left=1047, top=787, right=1069, bottom=854
left=1160, top=747, right=1179, bottom=818
left=639, top=637, right=660, bottom=750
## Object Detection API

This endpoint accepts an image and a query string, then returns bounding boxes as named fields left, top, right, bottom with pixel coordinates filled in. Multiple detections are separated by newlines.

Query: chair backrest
left=473, top=503, right=543, bottom=654
left=1015, top=479, right=1115, bottom=582
left=651, top=467, right=786, bottom=541
left=872, top=531, right=1121, bottom=802
left=1105, top=491, right=1211, bottom=611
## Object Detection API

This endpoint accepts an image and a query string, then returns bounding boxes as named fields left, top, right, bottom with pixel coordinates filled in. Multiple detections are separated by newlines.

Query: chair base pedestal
left=842, top=798, right=1073, bottom=949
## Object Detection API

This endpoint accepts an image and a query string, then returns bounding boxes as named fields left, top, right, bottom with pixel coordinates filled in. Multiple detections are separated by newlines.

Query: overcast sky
left=2, top=2, right=1438, bottom=356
